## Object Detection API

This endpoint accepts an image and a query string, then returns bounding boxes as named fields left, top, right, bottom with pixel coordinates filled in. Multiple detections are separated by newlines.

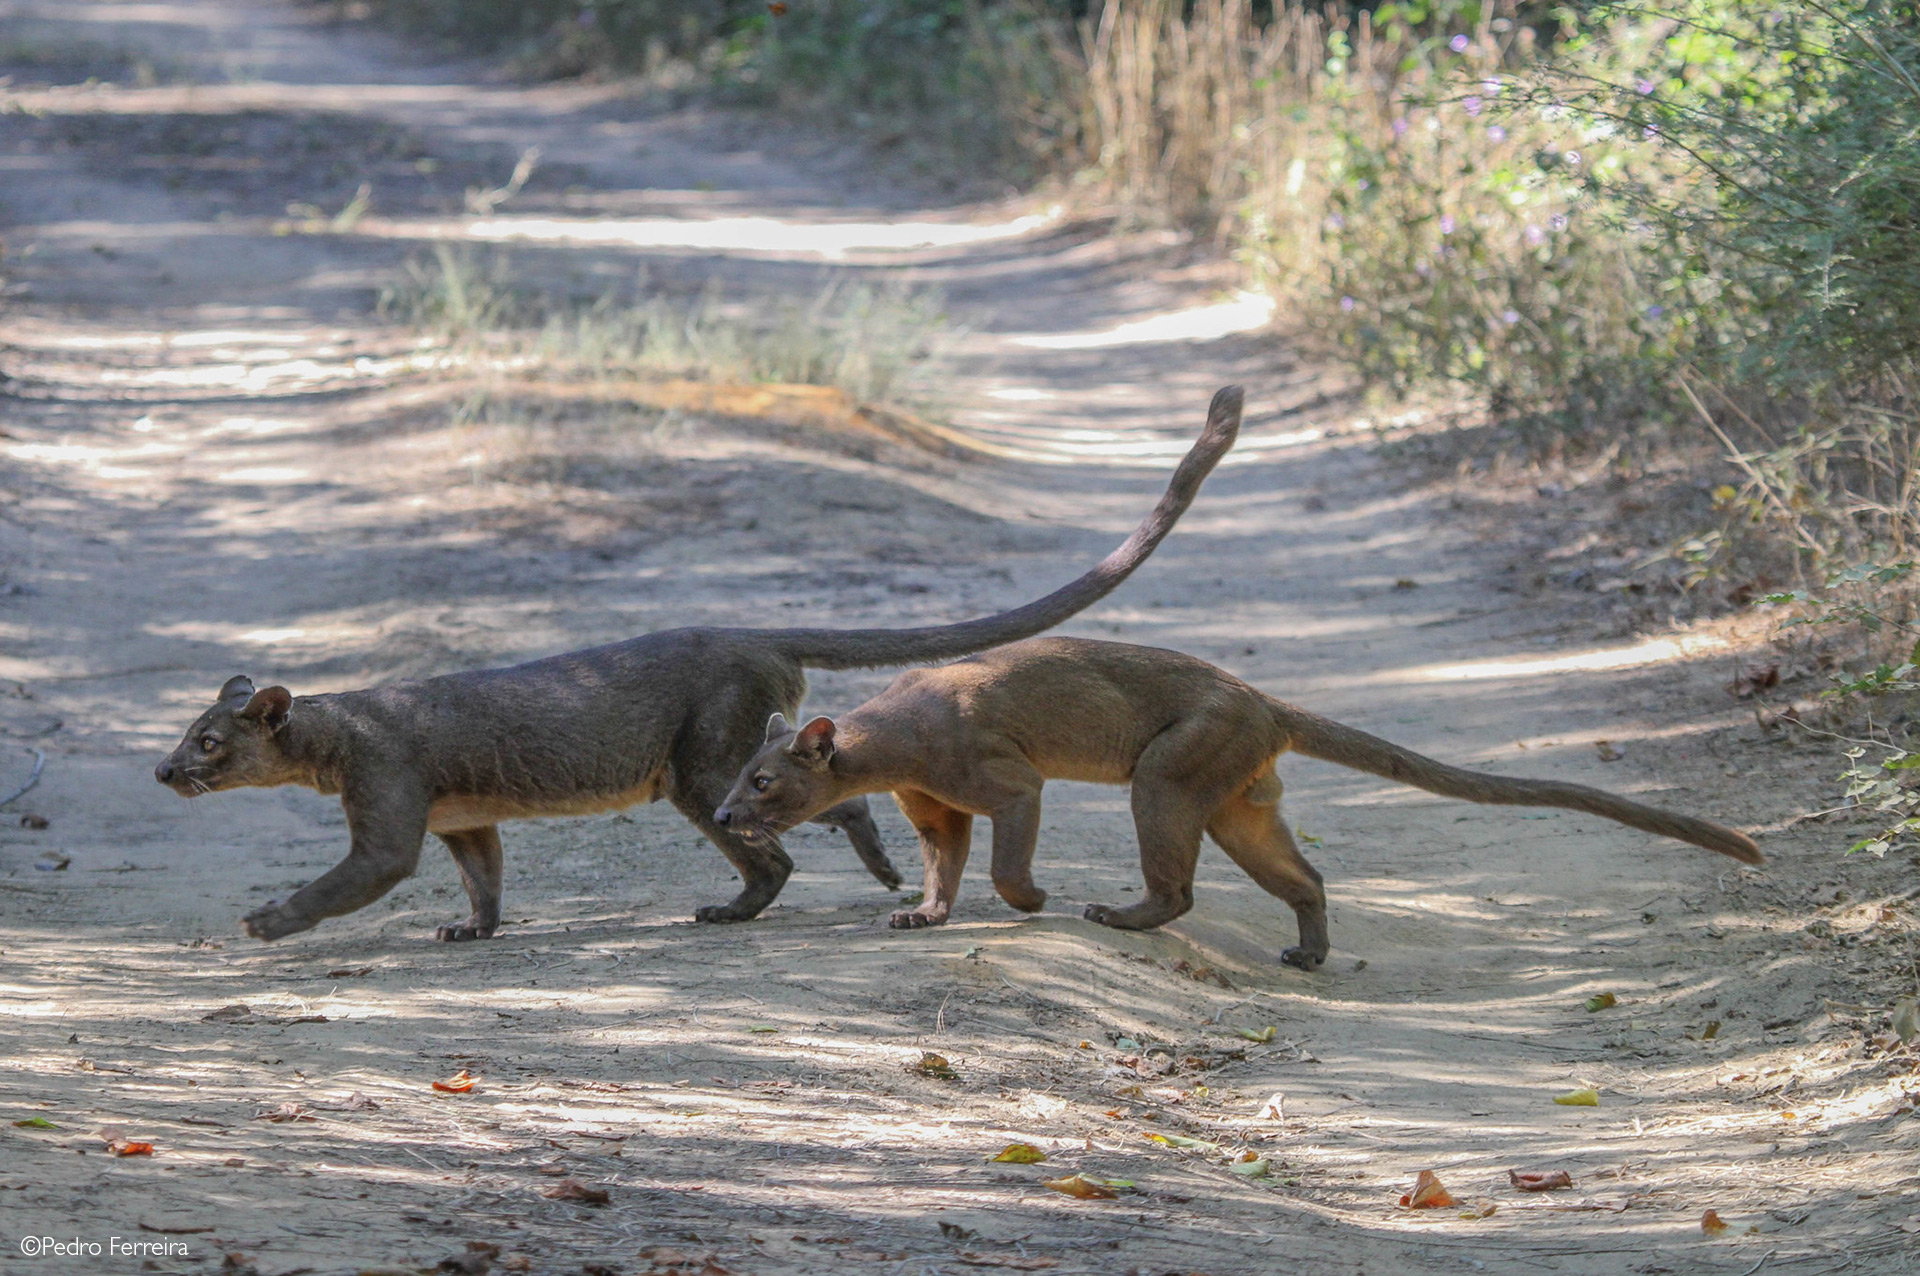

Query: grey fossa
left=155, top=388, right=1245, bottom=943
left=714, top=636, right=1762, bottom=969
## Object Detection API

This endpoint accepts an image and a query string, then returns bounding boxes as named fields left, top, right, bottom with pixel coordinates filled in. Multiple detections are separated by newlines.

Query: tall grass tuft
left=379, top=245, right=950, bottom=409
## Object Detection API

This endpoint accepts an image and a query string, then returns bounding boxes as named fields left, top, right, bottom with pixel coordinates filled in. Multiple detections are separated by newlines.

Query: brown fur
left=154, top=389, right=1244, bottom=942
left=714, top=637, right=1762, bottom=969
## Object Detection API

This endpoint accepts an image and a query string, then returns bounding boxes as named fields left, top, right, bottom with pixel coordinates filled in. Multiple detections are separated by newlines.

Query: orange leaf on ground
left=1399, top=1170, right=1457, bottom=1209
left=1508, top=1169, right=1573, bottom=1192
left=108, top=1138, right=154, bottom=1156
left=1041, top=1174, right=1117, bottom=1200
left=432, top=1069, right=476, bottom=1094
left=540, top=1177, right=609, bottom=1205
left=1701, top=1209, right=1729, bottom=1235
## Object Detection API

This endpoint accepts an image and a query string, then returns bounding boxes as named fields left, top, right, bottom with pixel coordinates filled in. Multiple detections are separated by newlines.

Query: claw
left=1279, top=946, right=1324, bottom=971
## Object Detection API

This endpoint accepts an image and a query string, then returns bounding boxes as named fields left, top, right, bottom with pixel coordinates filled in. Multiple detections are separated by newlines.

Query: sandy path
left=0, top=3, right=1915, bottom=1274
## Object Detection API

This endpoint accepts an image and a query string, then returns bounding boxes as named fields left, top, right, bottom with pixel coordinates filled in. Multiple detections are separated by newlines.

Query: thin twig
left=0, top=747, right=45, bottom=810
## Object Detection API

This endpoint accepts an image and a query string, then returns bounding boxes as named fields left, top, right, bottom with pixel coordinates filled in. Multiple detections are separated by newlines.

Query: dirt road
left=0, top=3, right=1914, bottom=1274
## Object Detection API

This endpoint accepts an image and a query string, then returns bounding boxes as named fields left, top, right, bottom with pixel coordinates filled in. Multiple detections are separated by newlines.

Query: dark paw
left=694, top=904, right=752, bottom=924
left=241, top=901, right=307, bottom=942
left=888, top=909, right=944, bottom=929
left=1280, top=946, right=1325, bottom=971
left=1083, top=903, right=1131, bottom=929
left=876, top=866, right=905, bottom=890
left=435, top=922, right=497, bottom=942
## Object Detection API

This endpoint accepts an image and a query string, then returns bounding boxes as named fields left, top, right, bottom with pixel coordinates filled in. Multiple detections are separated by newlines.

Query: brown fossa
left=154, top=389, right=1244, bottom=943
left=714, top=636, right=1761, bottom=969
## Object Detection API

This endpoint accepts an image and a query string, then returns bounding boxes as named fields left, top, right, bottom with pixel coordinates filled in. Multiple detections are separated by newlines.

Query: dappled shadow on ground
left=2, top=4, right=1917, bottom=1273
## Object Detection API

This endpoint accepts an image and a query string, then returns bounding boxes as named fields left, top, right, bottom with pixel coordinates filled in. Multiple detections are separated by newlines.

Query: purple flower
left=1635, top=78, right=1656, bottom=95
left=1643, top=124, right=1659, bottom=139
left=1326, top=213, right=1346, bottom=231
left=1450, top=33, right=1470, bottom=53
left=1340, top=296, right=1357, bottom=312
left=1463, top=96, right=1483, bottom=116
left=1645, top=304, right=1664, bottom=319
left=1550, top=213, right=1569, bottom=231
left=1502, top=308, right=1521, bottom=324
left=1439, top=214, right=1456, bottom=235
left=1487, top=124, right=1507, bottom=142
left=1483, top=78, right=1503, bottom=96
left=1357, top=178, right=1370, bottom=191
left=1524, top=224, right=1546, bottom=245
left=1564, top=150, right=1581, bottom=165
left=1392, top=117, right=1410, bottom=136
left=1416, top=261, right=1431, bottom=277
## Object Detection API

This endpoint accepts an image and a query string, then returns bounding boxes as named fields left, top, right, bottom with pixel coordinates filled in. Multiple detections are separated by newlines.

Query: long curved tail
left=1270, top=700, right=1762, bottom=863
left=773, top=386, right=1243, bottom=671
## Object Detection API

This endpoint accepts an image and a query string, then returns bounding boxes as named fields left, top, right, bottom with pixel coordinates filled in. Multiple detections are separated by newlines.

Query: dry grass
left=379, top=244, right=953, bottom=413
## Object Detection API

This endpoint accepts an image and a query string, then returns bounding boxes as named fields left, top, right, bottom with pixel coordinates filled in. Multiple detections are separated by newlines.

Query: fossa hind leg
left=435, top=825, right=504, bottom=942
left=1206, top=783, right=1328, bottom=970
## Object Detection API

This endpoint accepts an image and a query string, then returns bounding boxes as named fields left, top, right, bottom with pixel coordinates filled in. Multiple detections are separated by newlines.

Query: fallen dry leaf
left=1896, top=1214, right=1920, bottom=1235
left=1585, top=993, right=1617, bottom=1012
left=1459, top=1200, right=1498, bottom=1219
left=1228, top=1157, right=1270, bottom=1178
left=313, top=1092, right=379, bottom=1112
left=1892, top=997, right=1917, bottom=1045
left=1399, top=1170, right=1457, bottom=1209
left=12, top=1117, right=56, bottom=1129
left=912, top=1052, right=958, bottom=1081
left=1553, top=1088, right=1600, bottom=1106
left=1508, top=1169, right=1573, bottom=1192
left=539, top=1177, right=608, bottom=1205
left=990, top=1143, right=1046, bottom=1164
left=1041, top=1174, right=1118, bottom=1200
left=1145, top=1132, right=1219, bottom=1153
left=500, top=1258, right=532, bottom=1273
left=1701, top=1209, right=1729, bottom=1235
left=433, top=1069, right=476, bottom=1094
left=1594, top=740, right=1625, bottom=762
left=436, top=1241, right=497, bottom=1276
left=1259, top=1092, right=1285, bottom=1121
left=1237, top=1025, right=1277, bottom=1043
left=108, top=1138, right=155, bottom=1157
left=955, top=1255, right=1058, bottom=1270
left=254, top=1103, right=315, bottom=1124
left=639, top=1247, right=690, bottom=1265
left=1728, top=662, right=1780, bottom=698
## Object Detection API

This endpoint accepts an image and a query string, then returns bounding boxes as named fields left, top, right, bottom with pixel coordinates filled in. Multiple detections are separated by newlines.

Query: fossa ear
left=788, top=716, right=837, bottom=767
left=237, top=686, right=293, bottom=734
